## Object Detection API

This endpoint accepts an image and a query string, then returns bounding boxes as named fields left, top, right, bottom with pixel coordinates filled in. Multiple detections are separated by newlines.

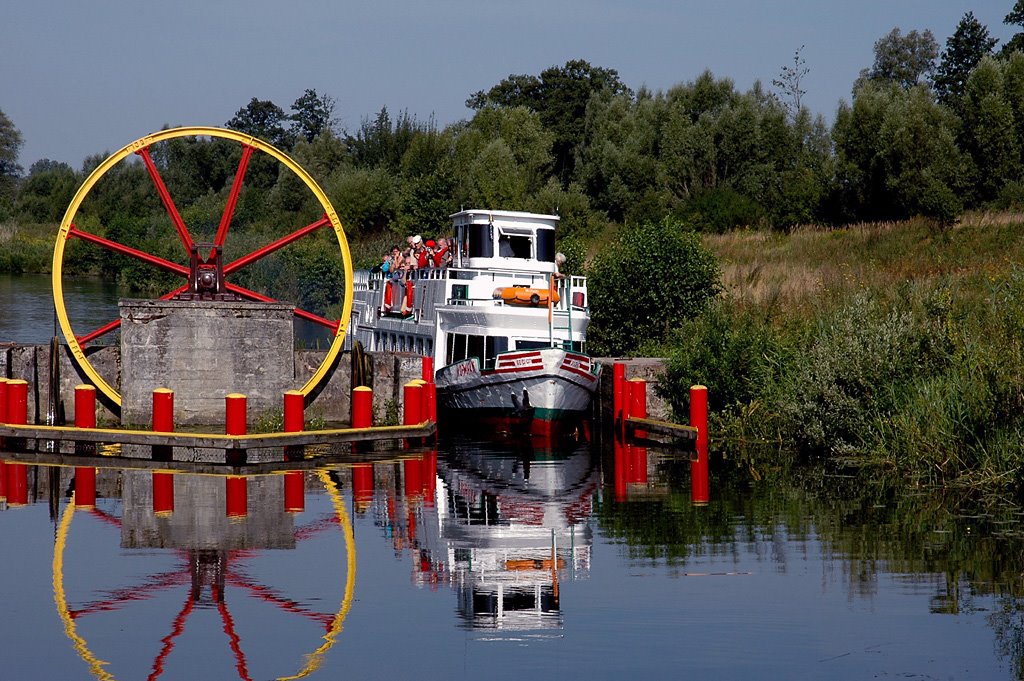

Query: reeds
left=662, top=211, right=1024, bottom=492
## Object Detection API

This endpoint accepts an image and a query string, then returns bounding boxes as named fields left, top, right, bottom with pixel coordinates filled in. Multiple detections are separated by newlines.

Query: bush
left=658, top=300, right=782, bottom=417
left=586, top=217, right=721, bottom=355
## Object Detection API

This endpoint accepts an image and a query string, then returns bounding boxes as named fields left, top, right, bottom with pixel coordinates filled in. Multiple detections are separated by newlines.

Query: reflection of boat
left=408, top=436, right=599, bottom=631
left=350, top=210, right=601, bottom=434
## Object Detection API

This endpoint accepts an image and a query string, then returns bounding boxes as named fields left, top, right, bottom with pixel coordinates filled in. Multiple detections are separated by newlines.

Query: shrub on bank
left=587, top=217, right=721, bottom=356
left=660, top=269, right=1024, bottom=490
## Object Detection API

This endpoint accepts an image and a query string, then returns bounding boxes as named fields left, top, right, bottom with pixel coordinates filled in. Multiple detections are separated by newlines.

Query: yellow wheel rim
left=52, top=126, right=354, bottom=408
left=53, top=469, right=356, bottom=680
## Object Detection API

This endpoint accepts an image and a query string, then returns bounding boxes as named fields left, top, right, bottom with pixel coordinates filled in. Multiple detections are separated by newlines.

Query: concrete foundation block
left=120, top=300, right=295, bottom=427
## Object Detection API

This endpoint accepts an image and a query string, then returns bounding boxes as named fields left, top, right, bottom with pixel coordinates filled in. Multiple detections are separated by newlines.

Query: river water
left=2, top=275, right=1024, bottom=679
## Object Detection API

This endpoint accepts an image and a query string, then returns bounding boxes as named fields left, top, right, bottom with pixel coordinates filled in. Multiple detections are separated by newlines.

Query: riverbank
left=654, top=211, right=1024, bottom=495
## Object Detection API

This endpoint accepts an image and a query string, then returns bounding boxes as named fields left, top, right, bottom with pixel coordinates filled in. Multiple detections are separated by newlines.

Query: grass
left=658, top=211, right=1024, bottom=494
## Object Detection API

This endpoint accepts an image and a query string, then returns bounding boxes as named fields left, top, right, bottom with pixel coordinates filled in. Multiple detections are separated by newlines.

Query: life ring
left=494, top=286, right=560, bottom=307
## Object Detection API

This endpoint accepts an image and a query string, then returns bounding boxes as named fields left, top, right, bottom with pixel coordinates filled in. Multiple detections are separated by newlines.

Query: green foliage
left=933, top=12, right=999, bottom=107
left=290, top=89, right=336, bottom=143
left=0, top=108, right=22, bottom=217
left=659, top=300, right=782, bottom=416
left=676, top=187, right=764, bottom=233
left=325, top=165, right=399, bottom=234
left=17, top=160, right=78, bottom=223
left=832, top=83, right=966, bottom=222
left=959, top=57, right=1022, bottom=202
left=774, top=289, right=948, bottom=457
left=859, top=28, right=938, bottom=89
left=226, top=97, right=294, bottom=150
left=469, top=59, right=632, bottom=184
left=587, top=217, right=721, bottom=355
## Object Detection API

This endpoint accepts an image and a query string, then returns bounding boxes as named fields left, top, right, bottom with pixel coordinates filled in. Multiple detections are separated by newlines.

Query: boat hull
left=435, top=348, right=600, bottom=433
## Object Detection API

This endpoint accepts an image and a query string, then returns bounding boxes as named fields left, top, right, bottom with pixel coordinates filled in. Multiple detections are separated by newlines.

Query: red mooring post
left=690, top=385, right=710, bottom=505
left=628, top=378, right=647, bottom=436
left=404, top=381, right=425, bottom=448
left=6, top=462, right=27, bottom=507
left=421, top=450, right=437, bottom=507
left=421, top=355, right=434, bottom=382
left=225, top=393, right=247, bottom=435
left=74, top=385, right=97, bottom=508
left=225, top=394, right=248, bottom=518
left=152, top=388, right=174, bottom=432
left=153, top=472, right=174, bottom=516
left=284, top=389, right=305, bottom=462
left=74, top=385, right=97, bottom=429
left=152, top=388, right=174, bottom=462
left=0, top=377, right=8, bottom=424
left=151, top=388, right=175, bottom=514
left=613, top=438, right=628, bottom=501
left=226, top=475, right=248, bottom=519
left=283, top=390, right=305, bottom=512
left=5, top=380, right=28, bottom=506
left=351, top=386, right=373, bottom=428
left=284, top=390, right=305, bottom=433
left=352, top=464, right=374, bottom=512
left=6, top=379, right=28, bottom=426
left=284, top=472, right=305, bottom=513
left=403, top=381, right=424, bottom=425
left=613, top=362, right=626, bottom=430
left=0, top=379, right=6, bottom=459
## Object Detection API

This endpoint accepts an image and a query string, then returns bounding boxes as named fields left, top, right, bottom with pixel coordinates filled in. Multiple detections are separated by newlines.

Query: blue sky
left=2, top=0, right=1019, bottom=170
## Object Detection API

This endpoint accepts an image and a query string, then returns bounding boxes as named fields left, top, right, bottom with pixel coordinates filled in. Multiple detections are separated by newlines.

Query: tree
left=290, top=89, right=336, bottom=143
left=773, top=45, right=809, bottom=119
left=468, top=59, right=632, bottom=185
left=586, top=217, right=721, bottom=355
left=226, top=97, right=293, bottom=149
left=1001, top=0, right=1024, bottom=57
left=0, top=109, right=23, bottom=215
left=959, top=57, right=1022, bottom=202
left=933, top=12, right=999, bottom=106
left=17, top=160, right=78, bottom=223
left=859, top=28, right=939, bottom=90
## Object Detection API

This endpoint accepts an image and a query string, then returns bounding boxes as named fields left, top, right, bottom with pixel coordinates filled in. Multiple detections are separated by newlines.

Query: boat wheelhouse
left=349, top=209, right=601, bottom=432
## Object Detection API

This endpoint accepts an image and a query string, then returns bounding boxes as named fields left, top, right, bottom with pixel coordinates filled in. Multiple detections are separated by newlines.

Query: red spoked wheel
left=52, top=127, right=354, bottom=408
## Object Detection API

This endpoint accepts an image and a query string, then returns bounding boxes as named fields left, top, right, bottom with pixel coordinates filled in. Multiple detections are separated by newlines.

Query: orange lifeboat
left=494, top=286, right=560, bottom=307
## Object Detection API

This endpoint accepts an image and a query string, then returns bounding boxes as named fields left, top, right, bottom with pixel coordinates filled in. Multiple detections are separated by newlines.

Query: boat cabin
left=452, top=210, right=559, bottom=274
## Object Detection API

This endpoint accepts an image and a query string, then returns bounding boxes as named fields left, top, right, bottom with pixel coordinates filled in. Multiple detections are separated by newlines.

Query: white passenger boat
left=349, top=209, right=601, bottom=434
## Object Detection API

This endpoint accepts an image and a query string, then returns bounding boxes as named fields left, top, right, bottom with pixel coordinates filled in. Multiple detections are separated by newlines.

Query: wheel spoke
left=76, top=319, right=121, bottom=347
left=137, top=146, right=195, bottom=253
left=69, top=224, right=189, bottom=277
left=224, top=283, right=340, bottom=331
left=223, top=215, right=331, bottom=275
left=76, top=285, right=189, bottom=346
left=213, top=145, right=254, bottom=252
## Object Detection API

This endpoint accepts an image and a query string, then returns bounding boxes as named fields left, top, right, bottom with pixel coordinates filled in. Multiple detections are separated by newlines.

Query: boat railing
left=359, top=268, right=589, bottom=312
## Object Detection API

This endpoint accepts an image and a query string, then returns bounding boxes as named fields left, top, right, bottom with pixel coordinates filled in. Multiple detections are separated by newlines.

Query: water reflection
left=3, top=433, right=1024, bottom=679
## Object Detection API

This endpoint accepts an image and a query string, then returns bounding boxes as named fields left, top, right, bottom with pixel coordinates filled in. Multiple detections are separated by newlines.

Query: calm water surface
left=2, top=275, right=1022, bottom=679
left=0, top=274, right=334, bottom=348
left=1, top=434, right=1020, bottom=681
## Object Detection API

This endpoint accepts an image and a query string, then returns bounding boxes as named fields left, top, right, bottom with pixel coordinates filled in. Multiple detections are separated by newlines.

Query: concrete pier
left=1, top=342, right=672, bottom=426
left=120, top=300, right=296, bottom=426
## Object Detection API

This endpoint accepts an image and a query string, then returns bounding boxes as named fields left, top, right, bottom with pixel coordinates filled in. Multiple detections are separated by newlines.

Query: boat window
left=447, top=333, right=469, bottom=364
left=516, top=340, right=551, bottom=350
left=467, top=335, right=485, bottom=366
left=483, top=336, right=508, bottom=369
left=536, top=229, right=555, bottom=262
left=497, top=229, right=532, bottom=259
left=467, top=223, right=493, bottom=258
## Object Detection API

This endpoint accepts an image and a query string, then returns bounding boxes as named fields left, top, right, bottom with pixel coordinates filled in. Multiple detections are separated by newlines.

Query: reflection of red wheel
left=51, top=127, right=354, bottom=408
left=53, top=470, right=355, bottom=680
